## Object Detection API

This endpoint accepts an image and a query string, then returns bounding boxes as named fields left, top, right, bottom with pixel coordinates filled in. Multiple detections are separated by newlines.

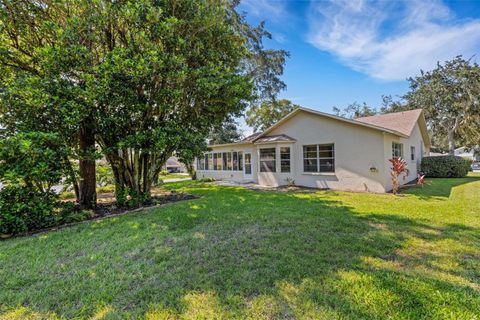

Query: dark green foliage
left=0, top=186, right=58, bottom=235
left=421, top=156, right=471, bottom=178
left=208, top=117, right=243, bottom=145
left=246, top=99, right=300, bottom=132
left=381, top=56, right=480, bottom=153
left=0, top=132, right=68, bottom=192
left=96, top=163, right=114, bottom=187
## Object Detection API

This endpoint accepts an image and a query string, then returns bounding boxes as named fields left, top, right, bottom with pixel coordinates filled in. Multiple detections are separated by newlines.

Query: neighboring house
left=454, top=146, right=479, bottom=161
left=162, top=156, right=187, bottom=173
left=196, top=108, right=430, bottom=193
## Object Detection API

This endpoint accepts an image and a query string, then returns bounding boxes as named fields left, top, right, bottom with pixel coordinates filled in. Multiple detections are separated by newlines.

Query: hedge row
left=421, top=156, right=471, bottom=178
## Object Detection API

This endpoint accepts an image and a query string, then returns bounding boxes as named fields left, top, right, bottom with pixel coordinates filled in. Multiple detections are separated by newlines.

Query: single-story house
left=196, top=108, right=431, bottom=193
left=162, top=156, right=187, bottom=173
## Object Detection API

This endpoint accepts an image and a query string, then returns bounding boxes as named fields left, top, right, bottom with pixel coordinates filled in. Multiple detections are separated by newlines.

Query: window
left=410, top=146, right=415, bottom=161
left=303, top=144, right=335, bottom=173
left=223, top=152, right=228, bottom=170
left=213, top=153, right=218, bottom=170
left=303, top=145, right=317, bottom=172
left=227, top=152, right=232, bottom=170
left=208, top=154, right=213, bottom=170
left=392, top=142, right=403, bottom=158
left=280, top=147, right=290, bottom=172
left=204, top=154, right=209, bottom=170
left=197, top=157, right=205, bottom=170
left=233, top=152, right=238, bottom=170
left=218, top=153, right=223, bottom=171
left=238, top=151, right=243, bottom=171
left=259, top=148, right=276, bottom=172
left=244, top=152, right=251, bottom=174
left=319, top=144, right=335, bottom=172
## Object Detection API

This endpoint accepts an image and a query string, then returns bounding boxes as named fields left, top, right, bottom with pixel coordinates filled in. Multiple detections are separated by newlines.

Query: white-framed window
left=200, top=151, right=244, bottom=171
left=259, top=148, right=276, bottom=172
left=280, top=147, right=291, bottom=173
left=222, top=152, right=228, bottom=170
left=392, top=142, right=403, bottom=158
left=410, top=146, right=415, bottom=161
left=227, top=152, right=232, bottom=170
left=303, top=144, right=335, bottom=173
left=238, top=151, right=243, bottom=171
left=232, top=152, right=238, bottom=170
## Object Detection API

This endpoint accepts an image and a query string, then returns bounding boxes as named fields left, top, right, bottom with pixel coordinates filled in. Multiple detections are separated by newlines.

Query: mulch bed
left=2, top=190, right=199, bottom=239
left=93, top=191, right=199, bottom=217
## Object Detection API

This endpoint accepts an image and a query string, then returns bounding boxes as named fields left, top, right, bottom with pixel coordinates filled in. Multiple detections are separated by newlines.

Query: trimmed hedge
left=421, top=156, right=471, bottom=178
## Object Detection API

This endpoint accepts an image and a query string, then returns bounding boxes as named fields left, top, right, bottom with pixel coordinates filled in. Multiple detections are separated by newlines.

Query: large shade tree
left=382, top=56, right=480, bottom=154
left=245, top=99, right=299, bottom=132
left=208, top=117, right=243, bottom=145
left=0, top=0, right=98, bottom=208
left=1, top=0, right=287, bottom=204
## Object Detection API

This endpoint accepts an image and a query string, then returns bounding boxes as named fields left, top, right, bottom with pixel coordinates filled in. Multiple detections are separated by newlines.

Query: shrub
left=160, top=170, right=169, bottom=176
left=389, top=157, right=409, bottom=194
left=421, top=156, right=471, bottom=178
left=198, top=177, right=215, bottom=182
left=96, top=163, right=115, bottom=187
left=0, top=186, right=58, bottom=236
left=97, top=185, right=115, bottom=193
left=0, top=132, right=68, bottom=190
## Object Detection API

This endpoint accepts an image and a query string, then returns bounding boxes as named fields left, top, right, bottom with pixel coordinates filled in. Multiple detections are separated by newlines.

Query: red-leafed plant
left=389, top=157, right=409, bottom=194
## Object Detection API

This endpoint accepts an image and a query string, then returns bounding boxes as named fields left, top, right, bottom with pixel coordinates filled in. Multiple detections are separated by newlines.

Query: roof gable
left=356, top=109, right=430, bottom=147
left=356, top=109, right=422, bottom=136
left=255, top=107, right=409, bottom=140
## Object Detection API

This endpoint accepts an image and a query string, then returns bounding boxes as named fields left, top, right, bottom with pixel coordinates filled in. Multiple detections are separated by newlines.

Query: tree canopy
left=382, top=56, right=480, bottom=153
left=0, top=0, right=288, bottom=204
left=208, top=117, right=243, bottom=145
left=245, top=99, right=299, bottom=132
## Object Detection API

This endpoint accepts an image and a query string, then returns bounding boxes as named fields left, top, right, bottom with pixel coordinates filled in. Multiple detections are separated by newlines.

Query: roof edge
left=255, top=107, right=409, bottom=139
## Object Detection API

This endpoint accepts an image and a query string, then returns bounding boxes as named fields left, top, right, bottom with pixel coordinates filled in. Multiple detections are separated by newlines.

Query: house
left=196, top=108, right=430, bottom=193
left=162, top=156, right=187, bottom=173
left=454, top=146, right=479, bottom=161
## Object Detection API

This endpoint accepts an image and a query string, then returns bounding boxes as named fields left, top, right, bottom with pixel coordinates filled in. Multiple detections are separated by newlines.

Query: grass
left=1, top=173, right=479, bottom=319
left=160, top=173, right=191, bottom=180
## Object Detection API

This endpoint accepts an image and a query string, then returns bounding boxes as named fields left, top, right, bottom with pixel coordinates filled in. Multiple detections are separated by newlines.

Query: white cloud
left=307, top=0, right=480, bottom=81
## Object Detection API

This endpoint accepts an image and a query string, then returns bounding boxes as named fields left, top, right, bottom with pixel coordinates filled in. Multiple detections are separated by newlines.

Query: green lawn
left=160, top=173, right=191, bottom=180
left=1, top=174, right=480, bottom=319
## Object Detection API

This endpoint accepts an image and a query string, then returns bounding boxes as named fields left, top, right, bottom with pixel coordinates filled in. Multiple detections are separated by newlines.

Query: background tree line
left=332, top=56, right=480, bottom=155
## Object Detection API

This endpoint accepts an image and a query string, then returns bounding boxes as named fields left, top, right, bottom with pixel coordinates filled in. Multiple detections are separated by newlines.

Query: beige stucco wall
left=262, top=110, right=389, bottom=193
left=198, top=110, right=430, bottom=193
left=383, top=123, right=429, bottom=191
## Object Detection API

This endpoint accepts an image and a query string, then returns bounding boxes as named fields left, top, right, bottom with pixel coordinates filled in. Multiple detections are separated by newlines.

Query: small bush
left=97, top=185, right=115, bottom=193
left=0, top=186, right=58, bottom=236
left=160, top=170, right=169, bottom=176
left=421, top=156, right=471, bottom=178
left=198, top=177, right=215, bottom=182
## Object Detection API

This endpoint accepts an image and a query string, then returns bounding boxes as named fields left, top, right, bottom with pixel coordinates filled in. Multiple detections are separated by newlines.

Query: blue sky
left=237, top=0, right=480, bottom=134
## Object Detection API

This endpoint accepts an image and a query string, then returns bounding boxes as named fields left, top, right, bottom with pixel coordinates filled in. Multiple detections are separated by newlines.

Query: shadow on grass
left=1, top=184, right=479, bottom=319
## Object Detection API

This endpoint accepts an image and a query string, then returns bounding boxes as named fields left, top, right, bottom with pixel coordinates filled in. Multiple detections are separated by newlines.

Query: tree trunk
left=79, top=119, right=97, bottom=209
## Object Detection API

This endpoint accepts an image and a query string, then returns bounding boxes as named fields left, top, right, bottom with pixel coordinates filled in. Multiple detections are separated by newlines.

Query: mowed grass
left=1, top=174, right=479, bottom=319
